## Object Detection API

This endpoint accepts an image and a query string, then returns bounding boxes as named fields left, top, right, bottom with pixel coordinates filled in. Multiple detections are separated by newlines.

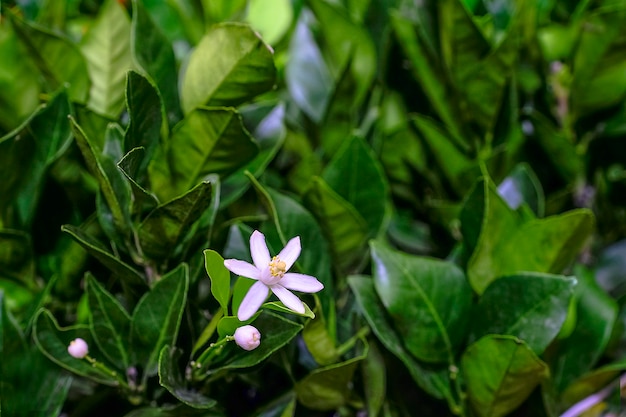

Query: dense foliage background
left=1, top=0, right=626, bottom=416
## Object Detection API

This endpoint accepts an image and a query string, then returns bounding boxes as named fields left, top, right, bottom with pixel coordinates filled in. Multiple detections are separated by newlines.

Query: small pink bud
left=68, top=338, right=89, bottom=358
left=234, top=325, right=261, bottom=351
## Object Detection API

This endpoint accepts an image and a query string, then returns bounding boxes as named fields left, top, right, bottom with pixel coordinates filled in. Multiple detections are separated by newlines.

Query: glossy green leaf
left=302, top=304, right=340, bottom=366
left=130, top=263, right=189, bottom=377
left=118, top=147, right=159, bottom=215
left=261, top=301, right=315, bottom=319
left=137, top=181, right=212, bottom=260
left=130, top=0, right=181, bottom=125
left=80, top=0, right=133, bottom=118
left=462, top=335, right=549, bottom=417
left=71, top=116, right=132, bottom=235
left=472, top=273, right=576, bottom=354
left=348, top=276, right=454, bottom=402
left=149, top=108, right=258, bottom=201
left=370, top=241, right=472, bottom=363
left=220, top=103, right=286, bottom=208
left=9, top=10, right=89, bottom=103
left=85, top=273, right=131, bottom=370
left=303, top=177, right=369, bottom=271
left=322, top=135, right=388, bottom=237
left=33, top=309, right=120, bottom=385
left=209, top=312, right=302, bottom=373
left=497, top=163, right=545, bottom=216
left=547, top=266, right=618, bottom=393
left=295, top=342, right=367, bottom=411
left=61, top=224, right=145, bottom=287
left=159, top=346, right=218, bottom=409
left=181, top=23, right=276, bottom=113
left=285, top=10, right=333, bottom=123
left=203, top=250, right=231, bottom=313
left=124, top=70, right=163, bottom=179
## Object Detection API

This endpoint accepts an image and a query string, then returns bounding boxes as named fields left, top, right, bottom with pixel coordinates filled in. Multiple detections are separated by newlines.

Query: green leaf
left=370, top=241, right=472, bottom=363
left=130, top=0, right=181, bottom=125
left=220, top=103, right=286, bottom=208
left=390, top=12, right=462, bottom=138
left=149, top=108, right=258, bottom=201
left=0, top=229, right=35, bottom=287
left=285, top=10, right=334, bottom=122
left=85, top=273, right=131, bottom=370
left=124, top=70, right=163, bottom=180
left=472, top=273, right=576, bottom=354
left=158, top=346, right=218, bottom=409
left=302, top=177, right=369, bottom=271
left=362, top=341, right=386, bottom=417
left=203, top=250, right=231, bottom=313
left=118, top=147, right=159, bottom=216
left=295, top=341, right=367, bottom=411
left=61, top=224, right=145, bottom=287
left=348, top=276, right=454, bottom=402
left=461, top=335, right=549, bottom=417
left=209, top=312, right=302, bottom=372
left=181, top=23, right=276, bottom=113
left=261, top=301, right=315, bottom=319
left=497, top=163, right=545, bottom=216
left=322, top=136, right=389, bottom=237
left=130, top=263, right=189, bottom=377
left=560, top=359, right=626, bottom=410
left=302, top=304, right=340, bottom=366
left=137, top=181, right=212, bottom=260
left=33, top=309, right=120, bottom=385
left=70, top=116, right=132, bottom=235
left=547, top=266, right=618, bottom=393
left=246, top=0, right=293, bottom=45
left=80, top=0, right=133, bottom=118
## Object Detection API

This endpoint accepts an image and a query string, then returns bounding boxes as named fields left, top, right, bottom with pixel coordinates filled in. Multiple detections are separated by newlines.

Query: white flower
left=68, top=338, right=89, bottom=358
left=234, top=325, right=261, bottom=351
left=224, top=230, right=324, bottom=321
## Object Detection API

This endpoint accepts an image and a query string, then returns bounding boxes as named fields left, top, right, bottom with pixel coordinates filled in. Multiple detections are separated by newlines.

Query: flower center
left=269, top=256, right=287, bottom=278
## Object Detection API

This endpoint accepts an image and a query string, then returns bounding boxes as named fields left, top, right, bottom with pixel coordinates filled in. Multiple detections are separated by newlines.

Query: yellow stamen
left=269, top=256, right=287, bottom=278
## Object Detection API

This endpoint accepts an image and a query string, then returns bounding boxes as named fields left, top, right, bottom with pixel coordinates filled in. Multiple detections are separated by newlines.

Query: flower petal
left=238, top=281, right=270, bottom=321
left=271, top=285, right=305, bottom=314
left=280, top=273, right=324, bottom=293
left=224, top=259, right=260, bottom=280
left=250, top=230, right=271, bottom=269
left=277, top=236, right=301, bottom=271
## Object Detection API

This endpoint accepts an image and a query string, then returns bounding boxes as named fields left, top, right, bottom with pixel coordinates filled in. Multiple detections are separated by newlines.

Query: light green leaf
left=370, top=241, right=472, bottom=363
left=85, top=273, right=131, bottom=370
left=472, top=273, right=576, bottom=354
left=462, top=335, right=549, bottom=417
left=246, top=0, right=293, bottom=45
left=80, top=0, right=133, bottom=118
left=203, top=250, right=231, bottom=313
left=130, top=263, right=189, bottom=377
left=181, top=23, right=276, bottom=113
left=149, top=108, right=258, bottom=202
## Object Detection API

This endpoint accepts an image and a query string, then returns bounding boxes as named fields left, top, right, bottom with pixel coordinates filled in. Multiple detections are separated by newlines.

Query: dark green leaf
left=158, top=346, right=218, bottom=409
left=302, top=304, right=340, bottom=366
left=181, top=23, right=276, bottom=113
left=130, top=0, right=181, bottom=125
left=61, top=224, right=145, bottom=287
left=203, top=250, right=231, bottom=313
left=137, top=181, right=212, bottom=260
left=322, top=135, right=389, bottom=237
left=130, top=263, right=189, bottom=377
left=472, top=273, right=576, bottom=354
left=348, top=276, right=454, bottom=402
left=85, top=273, right=131, bottom=369
left=370, top=241, right=472, bottom=363
left=118, top=147, right=159, bottom=215
left=0, top=229, right=35, bottom=287
left=461, top=335, right=549, bottom=417
left=33, top=309, right=120, bottom=385
left=149, top=108, right=258, bottom=201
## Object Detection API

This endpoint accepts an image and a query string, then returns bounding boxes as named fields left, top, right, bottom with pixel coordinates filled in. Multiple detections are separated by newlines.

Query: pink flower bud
left=234, top=325, right=261, bottom=351
left=68, top=338, right=89, bottom=358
